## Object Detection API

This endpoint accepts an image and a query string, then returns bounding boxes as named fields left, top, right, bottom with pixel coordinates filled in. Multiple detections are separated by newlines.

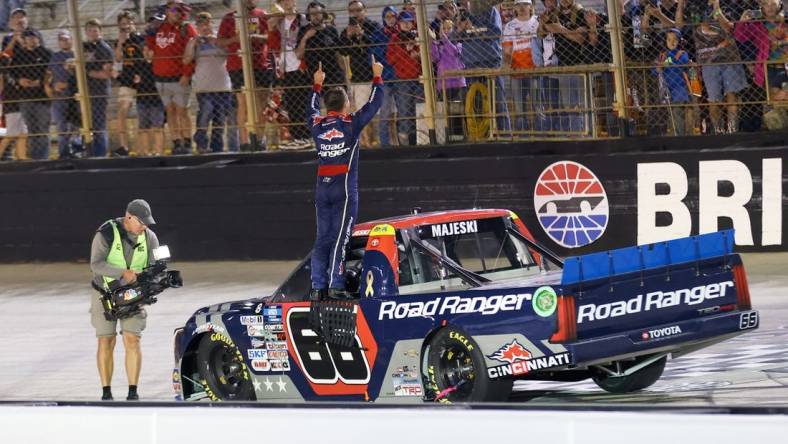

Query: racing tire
left=196, top=332, right=256, bottom=401
left=425, top=327, right=512, bottom=403
left=592, top=355, right=667, bottom=394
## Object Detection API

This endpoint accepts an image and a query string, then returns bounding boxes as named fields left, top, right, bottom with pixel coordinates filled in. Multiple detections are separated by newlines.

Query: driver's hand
left=122, top=269, right=138, bottom=284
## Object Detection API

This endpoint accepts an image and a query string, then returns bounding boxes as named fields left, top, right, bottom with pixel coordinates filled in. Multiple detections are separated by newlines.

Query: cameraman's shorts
left=90, top=294, right=147, bottom=337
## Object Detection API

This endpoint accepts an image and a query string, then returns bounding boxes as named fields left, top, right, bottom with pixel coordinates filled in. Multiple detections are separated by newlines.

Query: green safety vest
left=102, top=219, right=148, bottom=290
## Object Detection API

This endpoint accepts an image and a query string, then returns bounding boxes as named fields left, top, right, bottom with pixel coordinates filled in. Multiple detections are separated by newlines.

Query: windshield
left=409, top=217, right=561, bottom=284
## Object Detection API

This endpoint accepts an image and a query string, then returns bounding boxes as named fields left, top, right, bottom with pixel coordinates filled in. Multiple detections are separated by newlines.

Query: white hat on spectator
left=514, top=0, right=532, bottom=3
left=57, top=29, right=72, bottom=39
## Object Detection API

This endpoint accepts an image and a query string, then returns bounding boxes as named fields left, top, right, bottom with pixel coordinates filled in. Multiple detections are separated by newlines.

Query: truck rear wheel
left=592, top=355, right=667, bottom=394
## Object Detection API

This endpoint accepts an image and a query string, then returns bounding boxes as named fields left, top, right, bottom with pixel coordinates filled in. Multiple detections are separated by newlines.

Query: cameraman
left=89, top=199, right=160, bottom=401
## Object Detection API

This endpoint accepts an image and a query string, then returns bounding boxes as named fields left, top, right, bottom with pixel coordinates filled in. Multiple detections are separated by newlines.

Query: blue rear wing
left=561, top=230, right=735, bottom=286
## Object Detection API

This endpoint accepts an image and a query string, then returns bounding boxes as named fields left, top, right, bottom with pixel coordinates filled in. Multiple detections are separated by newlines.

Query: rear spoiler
left=561, top=230, right=736, bottom=287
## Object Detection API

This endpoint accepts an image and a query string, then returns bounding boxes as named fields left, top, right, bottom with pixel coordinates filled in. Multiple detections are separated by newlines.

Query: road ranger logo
left=430, top=220, right=478, bottom=237
left=487, top=352, right=571, bottom=379
left=378, top=293, right=531, bottom=320
left=577, top=281, right=734, bottom=324
left=641, top=325, right=682, bottom=340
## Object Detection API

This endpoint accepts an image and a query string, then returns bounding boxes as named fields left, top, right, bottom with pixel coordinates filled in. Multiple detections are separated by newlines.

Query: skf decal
left=318, top=128, right=344, bottom=141
left=487, top=339, right=532, bottom=364
left=487, top=352, right=571, bottom=379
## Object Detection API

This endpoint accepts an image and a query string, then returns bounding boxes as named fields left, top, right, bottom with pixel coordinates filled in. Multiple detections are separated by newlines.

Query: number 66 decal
left=739, top=311, right=758, bottom=330
left=287, top=307, right=371, bottom=385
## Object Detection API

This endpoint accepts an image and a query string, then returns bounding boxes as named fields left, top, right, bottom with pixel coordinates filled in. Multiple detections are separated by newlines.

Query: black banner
left=0, top=133, right=785, bottom=262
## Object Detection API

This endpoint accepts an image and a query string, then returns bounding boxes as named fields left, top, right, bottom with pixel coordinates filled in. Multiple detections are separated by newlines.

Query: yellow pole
left=415, top=0, right=437, bottom=144
left=236, top=0, right=261, bottom=150
left=606, top=0, right=628, bottom=121
left=67, top=0, right=93, bottom=147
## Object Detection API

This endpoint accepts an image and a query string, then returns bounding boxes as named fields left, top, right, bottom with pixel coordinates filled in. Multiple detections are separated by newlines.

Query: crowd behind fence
left=0, top=0, right=785, bottom=161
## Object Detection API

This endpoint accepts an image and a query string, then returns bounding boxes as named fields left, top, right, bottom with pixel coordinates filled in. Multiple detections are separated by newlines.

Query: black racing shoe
left=126, top=392, right=139, bottom=401
left=101, top=392, right=113, bottom=401
left=327, top=289, right=354, bottom=300
left=309, top=288, right=327, bottom=301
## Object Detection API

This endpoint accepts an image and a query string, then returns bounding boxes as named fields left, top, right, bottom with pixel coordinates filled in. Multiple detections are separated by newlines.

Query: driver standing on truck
left=308, top=57, right=384, bottom=300
left=89, top=199, right=160, bottom=401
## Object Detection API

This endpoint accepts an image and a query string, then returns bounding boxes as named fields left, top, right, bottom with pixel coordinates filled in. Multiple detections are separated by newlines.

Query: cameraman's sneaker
left=112, top=146, right=130, bottom=157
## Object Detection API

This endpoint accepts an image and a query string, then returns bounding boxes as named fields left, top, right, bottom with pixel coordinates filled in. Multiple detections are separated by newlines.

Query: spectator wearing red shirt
left=386, top=11, right=422, bottom=146
left=218, top=0, right=272, bottom=152
left=145, top=0, right=197, bottom=155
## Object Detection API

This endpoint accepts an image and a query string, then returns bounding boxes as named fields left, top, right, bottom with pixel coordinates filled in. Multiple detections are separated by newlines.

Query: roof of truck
left=352, top=209, right=515, bottom=236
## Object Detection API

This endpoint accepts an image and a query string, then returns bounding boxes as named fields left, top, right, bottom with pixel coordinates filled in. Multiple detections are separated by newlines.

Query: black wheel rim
left=437, top=345, right=476, bottom=400
left=208, top=342, right=246, bottom=398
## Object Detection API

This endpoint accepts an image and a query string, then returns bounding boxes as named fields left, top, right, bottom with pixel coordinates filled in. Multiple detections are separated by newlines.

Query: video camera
left=94, top=246, right=183, bottom=320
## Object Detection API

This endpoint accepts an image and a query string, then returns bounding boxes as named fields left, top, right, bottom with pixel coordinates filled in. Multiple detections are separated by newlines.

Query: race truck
left=172, top=209, right=757, bottom=403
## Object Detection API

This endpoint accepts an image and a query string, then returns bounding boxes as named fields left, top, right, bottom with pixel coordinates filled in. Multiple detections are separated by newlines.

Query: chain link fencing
left=1, top=0, right=786, bottom=161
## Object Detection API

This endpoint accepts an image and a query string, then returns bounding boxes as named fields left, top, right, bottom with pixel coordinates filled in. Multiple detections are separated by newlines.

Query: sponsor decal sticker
left=534, top=161, right=609, bottom=248
left=264, top=323, right=284, bottom=332
left=532, top=286, right=558, bottom=317
left=193, top=323, right=224, bottom=335
left=378, top=293, right=531, bottom=320
left=251, top=359, right=270, bottom=371
left=240, top=315, right=264, bottom=325
left=122, top=289, right=138, bottom=301
left=267, top=350, right=288, bottom=360
left=250, top=338, right=267, bottom=348
left=266, top=341, right=288, bottom=350
left=577, top=281, right=734, bottom=323
left=248, top=349, right=268, bottom=360
left=391, top=366, right=423, bottom=397
left=271, top=360, right=291, bottom=371
left=486, top=339, right=570, bottom=379
left=641, top=325, right=682, bottom=340
left=247, top=325, right=267, bottom=337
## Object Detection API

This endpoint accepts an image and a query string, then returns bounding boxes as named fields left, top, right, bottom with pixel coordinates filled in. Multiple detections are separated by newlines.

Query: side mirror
left=153, top=245, right=171, bottom=261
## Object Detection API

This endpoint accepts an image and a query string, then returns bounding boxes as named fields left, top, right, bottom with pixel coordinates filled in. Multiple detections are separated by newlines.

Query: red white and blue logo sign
left=318, top=128, right=344, bottom=141
left=533, top=161, right=608, bottom=248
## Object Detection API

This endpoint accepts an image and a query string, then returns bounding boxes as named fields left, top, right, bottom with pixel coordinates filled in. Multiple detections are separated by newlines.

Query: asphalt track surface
left=0, top=255, right=786, bottom=407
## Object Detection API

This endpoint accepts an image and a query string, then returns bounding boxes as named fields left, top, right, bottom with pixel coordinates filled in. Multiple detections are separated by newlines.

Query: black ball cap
left=126, top=199, right=156, bottom=226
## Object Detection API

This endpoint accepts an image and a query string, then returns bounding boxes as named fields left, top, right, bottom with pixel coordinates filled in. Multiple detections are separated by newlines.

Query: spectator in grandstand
left=340, top=0, right=384, bottom=147
left=298, top=2, right=343, bottom=88
left=0, top=43, right=26, bottom=160
left=184, top=12, right=233, bottom=153
left=503, top=0, right=538, bottom=132
left=387, top=10, right=422, bottom=146
left=83, top=19, right=114, bottom=157
left=402, top=0, right=416, bottom=16
left=0, top=1, right=24, bottom=32
left=146, top=0, right=197, bottom=155
left=11, top=28, right=50, bottom=161
left=432, top=18, right=465, bottom=99
left=379, top=5, right=398, bottom=147
left=734, top=0, right=788, bottom=99
left=218, top=0, right=271, bottom=152
left=1, top=8, right=40, bottom=57
left=48, top=29, right=78, bottom=159
left=531, top=0, right=560, bottom=131
left=135, top=16, right=165, bottom=157
left=113, top=11, right=145, bottom=157
left=692, top=0, right=746, bottom=134
left=431, top=0, right=459, bottom=34
left=270, top=0, right=311, bottom=149
left=457, top=0, right=510, bottom=134
left=652, top=28, right=691, bottom=136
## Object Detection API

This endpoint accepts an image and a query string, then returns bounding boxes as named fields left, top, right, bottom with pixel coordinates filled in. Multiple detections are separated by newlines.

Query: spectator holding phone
left=735, top=0, right=788, bottom=100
